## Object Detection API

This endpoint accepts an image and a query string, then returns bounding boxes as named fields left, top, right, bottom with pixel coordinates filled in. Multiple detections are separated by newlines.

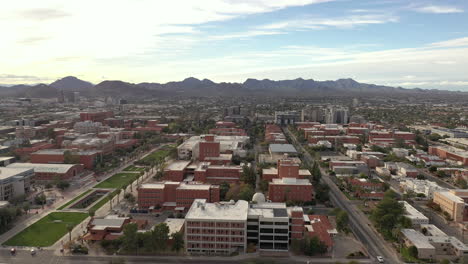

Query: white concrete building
left=400, top=178, right=448, bottom=199
left=0, top=167, right=34, bottom=200
left=400, top=201, right=429, bottom=227
left=401, top=224, right=468, bottom=260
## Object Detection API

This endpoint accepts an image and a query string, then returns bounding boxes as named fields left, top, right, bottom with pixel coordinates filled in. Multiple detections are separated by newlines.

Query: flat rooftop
left=7, top=162, right=78, bottom=174
left=165, top=160, right=191, bottom=171
left=269, top=144, right=297, bottom=153
left=401, top=201, right=428, bottom=221
left=32, top=149, right=101, bottom=155
left=271, top=178, right=312, bottom=185
left=185, top=199, right=249, bottom=221
left=0, top=167, right=33, bottom=180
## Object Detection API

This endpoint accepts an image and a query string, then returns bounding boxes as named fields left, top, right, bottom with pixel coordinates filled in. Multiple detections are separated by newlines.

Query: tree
left=311, top=162, right=322, bottom=183
left=219, top=182, right=230, bottom=200
left=34, top=194, right=46, bottom=206
left=356, top=145, right=363, bottom=151
left=315, top=183, right=330, bottom=203
left=456, top=177, right=468, bottom=189
left=66, top=224, right=73, bottom=242
left=56, top=180, right=70, bottom=191
left=172, top=231, right=184, bottom=252
left=336, top=210, right=349, bottom=233
left=88, top=209, right=95, bottom=217
left=241, top=165, right=256, bottom=187
left=259, top=180, right=269, bottom=193
left=22, top=202, right=30, bottom=214
left=122, top=223, right=138, bottom=253
left=238, top=184, right=255, bottom=201
left=429, top=166, right=437, bottom=173
left=124, top=193, right=136, bottom=204
left=408, top=245, right=418, bottom=258
left=370, top=190, right=406, bottom=240
left=152, top=223, right=169, bottom=251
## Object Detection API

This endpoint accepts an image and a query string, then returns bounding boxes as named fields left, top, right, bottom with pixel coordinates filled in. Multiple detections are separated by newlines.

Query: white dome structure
left=252, top=192, right=266, bottom=204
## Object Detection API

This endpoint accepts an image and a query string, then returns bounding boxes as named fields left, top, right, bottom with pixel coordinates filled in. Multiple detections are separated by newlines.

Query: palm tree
left=116, top=189, right=121, bottom=203
left=66, top=224, right=73, bottom=242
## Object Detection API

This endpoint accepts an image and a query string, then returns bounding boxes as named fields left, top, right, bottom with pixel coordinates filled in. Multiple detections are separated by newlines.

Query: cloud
left=258, top=14, right=399, bottom=30
left=413, top=5, right=463, bottom=14
left=20, top=8, right=70, bottom=21
left=430, top=37, right=468, bottom=48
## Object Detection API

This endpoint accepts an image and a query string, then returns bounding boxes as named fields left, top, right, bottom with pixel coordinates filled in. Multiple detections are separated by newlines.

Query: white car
left=377, top=256, right=384, bottom=263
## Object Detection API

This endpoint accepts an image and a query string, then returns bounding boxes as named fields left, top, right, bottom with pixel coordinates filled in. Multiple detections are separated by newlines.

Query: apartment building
left=401, top=224, right=468, bottom=260
left=401, top=201, right=429, bottom=227
left=433, top=189, right=468, bottom=222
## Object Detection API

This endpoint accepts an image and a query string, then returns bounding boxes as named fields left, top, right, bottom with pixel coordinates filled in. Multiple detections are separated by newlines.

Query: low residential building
left=433, top=189, right=468, bottom=222
left=401, top=224, right=468, bottom=260
left=6, top=162, right=84, bottom=181
left=83, top=215, right=147, bottom=242
left=137, top=181, right=220, bottom=212
left=304, top=215, right=336, bottom=251
left=329, top=161, right=368, bottom=177
left=396, top=162, right=419, bottom=178
left=400, top=179, right=447, bottom=199
left=401, top=201, right=429, bottom=227
left=0, top=167, right=34, bottom=200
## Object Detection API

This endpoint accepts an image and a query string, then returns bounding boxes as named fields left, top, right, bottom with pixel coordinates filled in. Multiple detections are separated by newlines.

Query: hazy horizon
left=1, top=0, right=468, bottom=91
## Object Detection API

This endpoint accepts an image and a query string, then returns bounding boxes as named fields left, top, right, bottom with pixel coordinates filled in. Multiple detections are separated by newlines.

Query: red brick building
left=137, top=181, right=220, bottom=211
left=429, top=146, right=468, bottom=166
left=80, top=111, right=114, bottom=122
left=194, top=162, right=242, bottom=184
left=198, top=135, right=220, bottom=161
left=30, top=149, right=101, bottom=169
left=265, top=156, right=313, bottom=203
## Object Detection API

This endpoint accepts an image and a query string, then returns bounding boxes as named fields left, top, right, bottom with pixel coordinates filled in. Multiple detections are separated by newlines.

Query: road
left=284, top=127, right=402, bottom=264
left=0, top=248, right=373, bottom=264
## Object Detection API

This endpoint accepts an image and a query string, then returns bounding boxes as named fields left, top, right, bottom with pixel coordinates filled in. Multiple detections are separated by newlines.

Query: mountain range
left=0, top=76, right=463, bottom=99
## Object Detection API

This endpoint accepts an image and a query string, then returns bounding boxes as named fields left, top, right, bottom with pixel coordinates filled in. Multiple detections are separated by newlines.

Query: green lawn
left=57, top=189, right=93, bottom=210
left=4, top=212, right=88, bottom=247
left=138, top=146, right=174, bottom=165
left=94, top=172, right=140, bottom=189
left=123, top=165, right=146, bottom=172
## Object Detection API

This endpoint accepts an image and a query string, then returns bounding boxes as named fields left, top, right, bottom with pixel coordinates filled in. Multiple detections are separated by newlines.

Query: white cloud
left=430, top=37, right=468, bottom=48
left=258, top=14, right=399, bottom=30
left=414, top=5, right=463, bottom=14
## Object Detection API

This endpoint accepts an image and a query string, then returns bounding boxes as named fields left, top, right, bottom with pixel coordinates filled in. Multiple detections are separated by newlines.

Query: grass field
left=4, top=212, right=88, bottom=247
left=94, top=172, right=140, bottom=189
left=57, top=189, right=93, bottom=210
left=123, top=165, right=146, bottom=172
left=139, top=146, right=173, bottom=165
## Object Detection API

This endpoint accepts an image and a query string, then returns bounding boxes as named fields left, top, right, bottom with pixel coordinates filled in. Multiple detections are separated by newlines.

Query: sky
left=1, top=0, right=468, bottom=90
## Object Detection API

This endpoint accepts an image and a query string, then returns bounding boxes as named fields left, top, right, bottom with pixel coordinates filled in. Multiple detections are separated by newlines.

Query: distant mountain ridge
left=0, top=76, right=465, bottom=98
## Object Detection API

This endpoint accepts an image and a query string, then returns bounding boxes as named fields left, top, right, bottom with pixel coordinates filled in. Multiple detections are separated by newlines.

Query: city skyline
left=1, top=0, right=468, bottom=90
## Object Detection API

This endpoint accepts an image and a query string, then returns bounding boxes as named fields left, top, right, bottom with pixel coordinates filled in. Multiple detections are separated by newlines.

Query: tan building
left=401, top=224, right=468, bottom=260
left=433, top=189, right=468, bottom=222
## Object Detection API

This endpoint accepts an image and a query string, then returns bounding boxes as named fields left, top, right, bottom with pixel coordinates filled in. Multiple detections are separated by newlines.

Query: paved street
left=0, top=248, right=373, bottom=264
left=284, top=127, right=401, bottom=264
